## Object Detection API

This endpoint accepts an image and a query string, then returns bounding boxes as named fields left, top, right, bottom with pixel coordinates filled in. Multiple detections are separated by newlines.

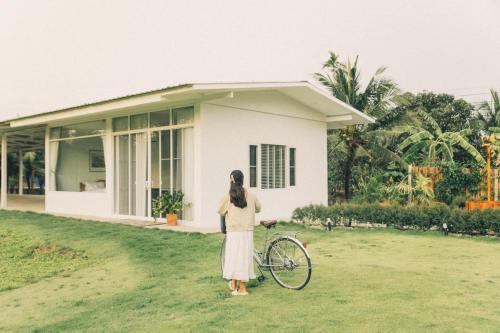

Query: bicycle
left=220, top=220, right=312, bottom=290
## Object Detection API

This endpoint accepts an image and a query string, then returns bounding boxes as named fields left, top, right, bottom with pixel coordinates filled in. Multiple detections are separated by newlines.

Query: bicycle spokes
left=267, top=238, right=311, bottom=290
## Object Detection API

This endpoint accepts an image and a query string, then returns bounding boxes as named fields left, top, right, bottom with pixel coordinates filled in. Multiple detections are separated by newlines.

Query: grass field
left=1, top=210, right=500, bottom=332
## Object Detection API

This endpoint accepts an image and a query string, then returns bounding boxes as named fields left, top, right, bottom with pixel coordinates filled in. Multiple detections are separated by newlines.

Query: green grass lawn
left=1, top=211, right=500, bottom=332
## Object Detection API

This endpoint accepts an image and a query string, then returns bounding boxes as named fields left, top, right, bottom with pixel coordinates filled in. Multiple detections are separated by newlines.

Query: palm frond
left=444, top=132, right=486, bottom=165
left=403, top=140, right=428, bottom=162
left=398, top=130, right=433, bottom=151
left=416, top=108, right=442, bottom=136
left=366, top=142, right=408, bottom=169
left=391, top=125, right=422, bottom=135
left=434, top=141, right=454, bottom=162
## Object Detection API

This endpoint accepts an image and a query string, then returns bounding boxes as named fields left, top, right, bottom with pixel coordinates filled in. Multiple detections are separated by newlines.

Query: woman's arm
left=254, top=195, right=261, bottom=213
left=217, top=195, right=229, bottom=216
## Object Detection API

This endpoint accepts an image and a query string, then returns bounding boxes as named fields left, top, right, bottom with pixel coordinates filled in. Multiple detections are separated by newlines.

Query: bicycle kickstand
left=257, top=266, right=266, bottom=283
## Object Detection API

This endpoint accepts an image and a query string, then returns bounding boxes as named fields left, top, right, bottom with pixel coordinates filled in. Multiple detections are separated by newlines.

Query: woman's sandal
left=231, top=290, right=248, bottom=296
left=228, top=281, right=236, bottom=291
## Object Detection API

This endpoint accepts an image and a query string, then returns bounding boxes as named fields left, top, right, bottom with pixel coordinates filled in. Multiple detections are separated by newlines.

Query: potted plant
left=151, top=196, right=165, bottom=224
left=161, top=190, right=184, bottom=225
left=151, top=191, right=185, bottom=225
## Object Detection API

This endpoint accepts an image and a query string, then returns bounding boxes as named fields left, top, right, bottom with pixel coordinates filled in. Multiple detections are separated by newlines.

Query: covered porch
left=4, top=194, right=45, bottom=212
left=0, top=126, right=46, bottom=211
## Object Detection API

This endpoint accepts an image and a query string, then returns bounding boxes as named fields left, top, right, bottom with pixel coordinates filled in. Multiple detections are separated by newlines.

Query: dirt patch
left=0, top=231, right=92, bottom=292
left=33, top=245, right=84, bottom=259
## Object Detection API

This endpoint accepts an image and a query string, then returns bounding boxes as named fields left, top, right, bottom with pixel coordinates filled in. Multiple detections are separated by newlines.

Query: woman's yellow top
left=217, top=190, right=261, bottom=232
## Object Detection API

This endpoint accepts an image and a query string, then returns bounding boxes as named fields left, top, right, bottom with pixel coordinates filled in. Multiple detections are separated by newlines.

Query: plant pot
left=167, top=213, right=178, bottom=226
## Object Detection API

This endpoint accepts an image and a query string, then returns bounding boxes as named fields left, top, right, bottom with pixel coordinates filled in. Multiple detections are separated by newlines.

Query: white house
left=0, top=82, right=373, bottom=228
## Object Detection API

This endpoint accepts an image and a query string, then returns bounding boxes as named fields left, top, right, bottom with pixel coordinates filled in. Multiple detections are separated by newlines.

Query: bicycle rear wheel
left=266, top=237, right=311, bottom=290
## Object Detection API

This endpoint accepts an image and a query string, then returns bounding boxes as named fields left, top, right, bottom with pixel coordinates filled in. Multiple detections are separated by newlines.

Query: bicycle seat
left=260, top=220, right=277, bottom=228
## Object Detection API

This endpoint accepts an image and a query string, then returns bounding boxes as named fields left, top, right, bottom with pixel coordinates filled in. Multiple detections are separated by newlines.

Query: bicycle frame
left=253, top=226, right=301, bottom=269
left=221, top=223, right=312, bottom=289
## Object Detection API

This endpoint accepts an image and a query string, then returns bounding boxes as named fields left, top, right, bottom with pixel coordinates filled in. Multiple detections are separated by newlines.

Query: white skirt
left=223, top=231, right=256, bottom=282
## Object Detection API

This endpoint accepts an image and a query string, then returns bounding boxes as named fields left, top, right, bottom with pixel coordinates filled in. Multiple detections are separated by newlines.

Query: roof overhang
left=2, top=81, right=374, bottom=129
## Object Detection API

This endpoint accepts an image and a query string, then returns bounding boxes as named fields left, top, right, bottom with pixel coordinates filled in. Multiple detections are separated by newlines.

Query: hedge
left=292, top=203, right=500, bottom=235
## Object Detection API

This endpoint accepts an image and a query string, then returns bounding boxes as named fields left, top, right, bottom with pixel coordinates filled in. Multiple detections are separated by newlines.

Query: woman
left=218, top=170, right=261, bottom=296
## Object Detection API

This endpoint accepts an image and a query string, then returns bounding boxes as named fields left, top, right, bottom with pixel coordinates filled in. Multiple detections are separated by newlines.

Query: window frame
left=111, top=105, right=194, bottom=134
left=260, top=143, right=286, bottom=190
left=289, top=147, right=296, bottom=187
left=249, top=145, right=258, bottom=188
left=48, top=121, right=107, bottom=192
left=50, top=120, right=106, bottom=142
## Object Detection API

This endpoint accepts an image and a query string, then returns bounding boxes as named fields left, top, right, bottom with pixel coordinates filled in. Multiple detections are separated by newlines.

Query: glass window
left=289, top=148, right=296, bottom=186
left=52, top=120, right=105, bottom=139
left=50, top=136, right=106, bottom=192
left=50, top=127, right=62, bottom=140
left=115, top=135, right=129, bottom=214
left=130, top=114, right=149, bottom=130
left=150, top=110, right=170, bottom=128
left=150, top=132, right=160, bottom=191
left=249, top=145, right=257, bottom=187
left=173, top=129, right=183, bottom=190
left=172, top=106, right=194, bottom=125
left=160, top=130, right=171, bottom=191
left=261, top=144, right=286, bottom=189
left=113, top=116, right=129, bottom=132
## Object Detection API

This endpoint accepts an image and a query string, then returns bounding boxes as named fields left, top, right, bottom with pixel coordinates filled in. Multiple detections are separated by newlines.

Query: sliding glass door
left=150, top=129, right=191, bottom=218
left=114, top=128, right=193, bottom=219
left=114, top=132, right=148, bottom=217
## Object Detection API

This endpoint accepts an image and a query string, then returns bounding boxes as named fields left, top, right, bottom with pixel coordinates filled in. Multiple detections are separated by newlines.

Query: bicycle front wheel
left=266, top=237, right=311, bottom=290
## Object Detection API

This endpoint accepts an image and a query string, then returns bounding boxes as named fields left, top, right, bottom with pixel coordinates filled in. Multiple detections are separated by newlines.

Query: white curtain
left=101, top=135, right=107, bottom=170
left=135, top=133, right=148, bottom=216
left=49, top=130, right=60, bottom=191
left=183, top=128, right=194, bottom=221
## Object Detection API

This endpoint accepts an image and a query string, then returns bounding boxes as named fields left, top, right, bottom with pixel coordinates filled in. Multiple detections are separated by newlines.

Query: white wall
left=46, top=191, right=111, bottom=216
left=198, top=90, right=328, bottom=228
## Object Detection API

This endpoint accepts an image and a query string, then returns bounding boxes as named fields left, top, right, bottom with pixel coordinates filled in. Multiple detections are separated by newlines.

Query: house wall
left=198, top=90, right=328, bottom=228
left=46, top=191, right=111, bottom=216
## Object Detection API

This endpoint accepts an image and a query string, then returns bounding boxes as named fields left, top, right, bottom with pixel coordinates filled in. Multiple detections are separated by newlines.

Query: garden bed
left=293, top=203, right=500, bottom=236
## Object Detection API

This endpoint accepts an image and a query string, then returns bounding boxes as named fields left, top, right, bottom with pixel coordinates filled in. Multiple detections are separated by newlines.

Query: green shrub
left=292, top=203, right=500, bottom=235
left=434, top=162, right=482, bottom=205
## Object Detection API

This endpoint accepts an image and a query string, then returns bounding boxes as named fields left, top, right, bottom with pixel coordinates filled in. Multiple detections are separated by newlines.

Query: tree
left=315, top=52, right=400, bottom=199
left=476, top=89, right=500, bottom=130
left=413, top=92, right=475, bottom=133
left=397, top=109, right=485, bottom=166
left=23, top=151, right=45, bottom=193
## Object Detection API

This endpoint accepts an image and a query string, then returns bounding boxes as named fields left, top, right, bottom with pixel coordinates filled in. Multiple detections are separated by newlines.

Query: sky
left=1, top=0, right=499, bottom=121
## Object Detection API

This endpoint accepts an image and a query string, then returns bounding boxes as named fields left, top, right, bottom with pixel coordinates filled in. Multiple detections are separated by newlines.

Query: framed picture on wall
left=89, top=150, right=105, bottom=172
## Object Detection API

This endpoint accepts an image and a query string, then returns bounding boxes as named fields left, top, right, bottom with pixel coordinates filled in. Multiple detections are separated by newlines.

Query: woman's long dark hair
left=229, top=170, right=247, bottom=208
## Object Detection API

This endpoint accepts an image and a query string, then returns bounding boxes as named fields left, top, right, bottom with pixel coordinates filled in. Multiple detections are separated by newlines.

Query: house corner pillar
left=1, top=134, right=7, bottom=208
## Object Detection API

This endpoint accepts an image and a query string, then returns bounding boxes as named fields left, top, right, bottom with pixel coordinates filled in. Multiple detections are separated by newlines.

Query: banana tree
left=398, top=109, right=485, bottom=166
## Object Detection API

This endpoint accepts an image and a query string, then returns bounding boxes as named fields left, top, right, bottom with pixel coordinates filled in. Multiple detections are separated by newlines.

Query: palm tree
left=23, top=151, right=45, bottom=193
left=476, top=89, right=500, bottom=129
left=315, top=52, right=400, bottom=199
left=397, top=109, right=485, bottom=166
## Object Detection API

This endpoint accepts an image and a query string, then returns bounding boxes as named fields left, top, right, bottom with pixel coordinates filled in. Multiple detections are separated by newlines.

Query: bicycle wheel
left=266, top=237, right=311, bottom=290
left=220, top=236, right=226, bottom=276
